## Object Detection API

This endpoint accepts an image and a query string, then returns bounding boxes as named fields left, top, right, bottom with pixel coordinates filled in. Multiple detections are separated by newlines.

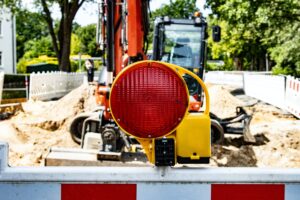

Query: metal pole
left=25, top=75, right=29, bottom=100
left=265, top=53, right=269, bottom=72
left=79, top=53, right=82, bottom=72
left=0, top=142, right=8, bottom=172
left=106, top=0, right=115, bottom=85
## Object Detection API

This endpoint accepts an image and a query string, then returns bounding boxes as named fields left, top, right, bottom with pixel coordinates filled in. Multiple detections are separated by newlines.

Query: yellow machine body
left=176, top=113, right=211, bottom=163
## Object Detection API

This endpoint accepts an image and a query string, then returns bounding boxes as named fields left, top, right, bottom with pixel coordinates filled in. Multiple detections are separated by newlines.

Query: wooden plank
left=45, top=147, right=149, bottom=167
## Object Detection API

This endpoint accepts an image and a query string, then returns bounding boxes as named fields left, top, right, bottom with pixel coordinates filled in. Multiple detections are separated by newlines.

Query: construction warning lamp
left=110, top=61, right=211, bottom=166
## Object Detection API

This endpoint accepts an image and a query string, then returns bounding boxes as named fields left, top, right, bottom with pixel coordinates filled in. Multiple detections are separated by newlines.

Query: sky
left=22, top=0, right=209, bottom=26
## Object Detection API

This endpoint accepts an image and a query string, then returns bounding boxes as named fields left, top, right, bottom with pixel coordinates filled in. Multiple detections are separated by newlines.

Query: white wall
left=205, top=71, right=244, bottom=87
left=205, top=71, right=300, bottom=119
left=243, top=74, right=286, bottom=110
left=0, top=9, right=16, bottom=74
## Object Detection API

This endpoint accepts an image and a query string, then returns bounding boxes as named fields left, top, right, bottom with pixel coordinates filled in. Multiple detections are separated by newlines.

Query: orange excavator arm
left=96, top=0, right=149, bottom=118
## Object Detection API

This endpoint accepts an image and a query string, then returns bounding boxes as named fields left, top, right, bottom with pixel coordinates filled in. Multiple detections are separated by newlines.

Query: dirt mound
left=251, top=120, right=300, bottom=168
left=208, top=85, right=244, bottom=118
left=211, top=144, right=257, bottom=167
left=0, top=84, right=97, bottom=166
left=15, top=84, right=97, bottom=131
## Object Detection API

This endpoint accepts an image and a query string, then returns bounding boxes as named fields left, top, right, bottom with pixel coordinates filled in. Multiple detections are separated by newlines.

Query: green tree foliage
left=70, top=33, right=82, bottom=55
left=23, top=36, right=55, bottom=58
left=16, top=9, right=49, bottom=60
left=151, top=0, right=197, bottom=18
left=15, top=10, right=98, bottom=73
left=75, top=24, right=100, bottom=56
left=206, top=0, right=300, bottom=76
left=148, top=0, right=198, bottom=48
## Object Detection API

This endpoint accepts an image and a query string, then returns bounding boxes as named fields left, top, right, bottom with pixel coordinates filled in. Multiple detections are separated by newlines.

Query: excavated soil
left=208, top=85, right=300, bottom=167
left=0, top=83, right=299, bottom=167
left=0, top=83, right=97, bottom=166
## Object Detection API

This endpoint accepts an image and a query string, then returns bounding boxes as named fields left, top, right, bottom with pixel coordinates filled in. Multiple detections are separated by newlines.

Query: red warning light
left=110, top=62, right=188, bottom=138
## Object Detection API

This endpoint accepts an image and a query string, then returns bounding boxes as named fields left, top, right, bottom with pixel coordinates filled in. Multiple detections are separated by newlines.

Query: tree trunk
left=57, top=13, right=73, bottom=72
left=40, top=0, right=85, bottom=72
left=250, top=56, right=255, bottom=71
left=60, top=24, right=72, bottom=72
left=234, top=57, right=243, bottom=70
left=41, top=0, right=60, bottom=61
left=258, top=56, right=265, bottom=71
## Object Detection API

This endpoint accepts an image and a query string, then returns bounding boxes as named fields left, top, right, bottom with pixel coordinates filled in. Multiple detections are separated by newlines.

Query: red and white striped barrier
left=1, top=142, right=300, bottom=200
left=286, top=76, right=300, bottom=119
left=0, top=183, right=299, bottom=200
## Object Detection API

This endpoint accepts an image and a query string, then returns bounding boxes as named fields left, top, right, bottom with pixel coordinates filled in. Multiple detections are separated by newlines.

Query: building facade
left=0, top=9, right=16, bottom=74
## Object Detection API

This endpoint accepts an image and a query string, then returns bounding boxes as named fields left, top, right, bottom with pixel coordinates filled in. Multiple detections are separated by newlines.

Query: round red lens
left=110, top=62, right=188, bottom=138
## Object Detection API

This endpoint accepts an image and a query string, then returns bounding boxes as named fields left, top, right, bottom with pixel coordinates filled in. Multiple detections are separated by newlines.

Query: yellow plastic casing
left=164, top=62, right=211, bottom=163
left=176, top=113, right=211, bottom=160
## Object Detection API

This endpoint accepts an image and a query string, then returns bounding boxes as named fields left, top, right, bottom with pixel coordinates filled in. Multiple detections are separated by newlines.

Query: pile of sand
left=209, top=85, right=244, bottom=118
left=0, top=84, right=97, bottom=166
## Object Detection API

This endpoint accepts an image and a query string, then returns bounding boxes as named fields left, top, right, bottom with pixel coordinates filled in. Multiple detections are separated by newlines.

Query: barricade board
left=0, top=183, right=299, bottom=200
left=1, top=143, right=300, bottom=200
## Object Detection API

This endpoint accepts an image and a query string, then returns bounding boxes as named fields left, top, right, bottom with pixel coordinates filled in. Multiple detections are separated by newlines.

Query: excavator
left=46, top=0, right=252, bottom=166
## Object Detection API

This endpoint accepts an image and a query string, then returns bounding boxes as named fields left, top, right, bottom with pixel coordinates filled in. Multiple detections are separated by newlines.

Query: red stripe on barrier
left=297, top=83, right=299, bottom=92
left=211, top=184, right=284, bottom=200
left=293, top=82, right=296, bottom=90
left=61, top=184, right=136, bottom=200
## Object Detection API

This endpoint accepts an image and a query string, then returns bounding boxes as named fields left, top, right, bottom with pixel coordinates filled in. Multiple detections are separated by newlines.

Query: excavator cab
left=152, top=17, right=207, bottom=102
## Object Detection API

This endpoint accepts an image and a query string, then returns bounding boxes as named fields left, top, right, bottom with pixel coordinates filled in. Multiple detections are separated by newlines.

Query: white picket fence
left=29, top=72, right=85, bottom=101
left=205, top=71, right=300, bottom=119
left=0, top=72, right=4, bottom=102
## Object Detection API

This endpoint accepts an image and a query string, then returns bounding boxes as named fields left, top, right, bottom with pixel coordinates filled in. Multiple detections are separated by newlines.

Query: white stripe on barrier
left=137, top=183, right=211, bottom=200
left=285, top=185, right=300, bottom=200
left=0, top=183, right=60, bottom=200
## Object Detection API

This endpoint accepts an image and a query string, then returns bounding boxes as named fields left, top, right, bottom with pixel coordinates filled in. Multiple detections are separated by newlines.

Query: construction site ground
left=0, top=83, right=299, bottom=167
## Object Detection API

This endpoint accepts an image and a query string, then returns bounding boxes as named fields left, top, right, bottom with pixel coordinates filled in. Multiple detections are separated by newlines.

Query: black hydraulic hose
left=106, top=0, right=115, bottom=73
left=152, top=20, right=161, bottom=60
